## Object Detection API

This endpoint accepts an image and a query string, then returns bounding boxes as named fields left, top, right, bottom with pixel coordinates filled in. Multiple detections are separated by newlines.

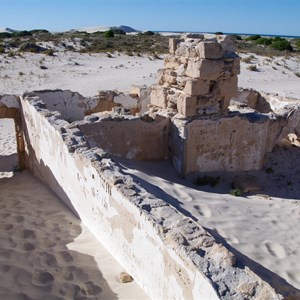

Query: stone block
left=212, top=76, right=237, bottom=102
left=150, top=86, right=168, bottom=108
left=162, top=69, right=177, bottom=85
left=177, top=94, right=197, bottom=117
left=231, top=56, right=241, bottom=75
left=197, top=41, right=224, bottom=59
left=169, top=38, right=182, bottom=54
left=217, top=35, right=236, bottom=53
left=183, top=79, right=210, bottom=96
left=164, top=56, right=179, bottom=70
left=0, top=106, right=8, bottom=118
left=232, top=175, right=261, bottom=193
left=186, top=59, right=224, bottom=80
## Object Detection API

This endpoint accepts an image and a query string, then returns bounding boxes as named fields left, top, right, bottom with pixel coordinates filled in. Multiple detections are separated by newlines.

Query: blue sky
left=1, top=0, right=299, bottom=36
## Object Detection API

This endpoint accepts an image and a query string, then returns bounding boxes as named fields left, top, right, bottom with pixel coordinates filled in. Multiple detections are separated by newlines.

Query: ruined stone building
left=1, top=35, right=299, bottom=299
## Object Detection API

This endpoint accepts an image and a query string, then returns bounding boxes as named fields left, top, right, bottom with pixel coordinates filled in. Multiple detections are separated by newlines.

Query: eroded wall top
left=151, top=34, right=240, bottom=117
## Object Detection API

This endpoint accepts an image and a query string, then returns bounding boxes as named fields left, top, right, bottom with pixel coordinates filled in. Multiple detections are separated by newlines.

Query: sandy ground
left=117, top=151, right=300, bottom=293
left=238, top=53, right=300, bottom=98
left=0, top=52, right=162, bottom=97
left=0, top=51, right=299, bottom=99
left=0, top=119, right=148, bottom=300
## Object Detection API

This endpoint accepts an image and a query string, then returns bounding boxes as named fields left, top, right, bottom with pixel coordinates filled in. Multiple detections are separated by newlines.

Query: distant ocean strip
left=156, top=31, right=300, bottom=39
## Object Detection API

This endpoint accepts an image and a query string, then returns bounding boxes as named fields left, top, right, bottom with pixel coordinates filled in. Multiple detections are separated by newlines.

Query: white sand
left=0, top=120, right=148, bottom=299
left=0, top=52, right=162, bottom=97
left=238, top=53, right=300, bottom=98
left=1, top=49, right=300, bottom=296
left=1, top=50, right=300, bottom=99
left=117, top=151, right=300, bottom=292
left=0, top=119, right=18, bottom=178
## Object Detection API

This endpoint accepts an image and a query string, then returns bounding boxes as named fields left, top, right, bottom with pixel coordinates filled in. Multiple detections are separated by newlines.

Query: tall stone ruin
left=151, top=34, right=240, bottom=117
left=150, top=35, right=285, bottom=176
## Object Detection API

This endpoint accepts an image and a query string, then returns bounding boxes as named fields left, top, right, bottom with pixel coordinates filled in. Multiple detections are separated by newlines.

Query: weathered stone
left=208, top=243, right=236, bottom=267
left=183, top=79, right=210, bottom=96
left=119, top=272, right=134, bottom=283
left=186, top=59, right=224, bottom=80
left=177, top=94, right=197, bottom=117
left=169, top=38, right=181, bottom=54
left=217, top=35, right=236, bottom=53
left=212, top=76, right=238, bottom=102
left=237, top=282, right=257, bottom=298
left=233, top=175, right=261, bottom=193
left=197, top=41, right=224, bottom=59
left=150, top=86, right=168, bottom=108
left=161, top=69, right=178, bottom=85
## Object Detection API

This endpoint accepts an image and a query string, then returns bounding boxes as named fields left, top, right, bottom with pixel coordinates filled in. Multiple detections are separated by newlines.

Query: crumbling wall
left=151, top=34, right=240, bottom=116
left=25, top=90, right=124, bottom=122
left=20, top=94, right=282, bottom=300
left=78, top=114, right=169, bottom=161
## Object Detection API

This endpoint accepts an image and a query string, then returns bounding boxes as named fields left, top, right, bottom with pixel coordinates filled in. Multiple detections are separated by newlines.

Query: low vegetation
left=194, top=175, right=221, bottom=187
left=0, top=29, right=298, bottom=58
left=230, top=188, right=243, bottom=197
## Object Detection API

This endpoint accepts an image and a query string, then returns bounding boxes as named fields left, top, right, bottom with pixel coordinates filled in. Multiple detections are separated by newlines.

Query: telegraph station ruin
left=1, top=34, right=300, bottom=299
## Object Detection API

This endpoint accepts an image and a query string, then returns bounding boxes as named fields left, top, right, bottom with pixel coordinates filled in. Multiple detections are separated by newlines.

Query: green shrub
left=266, top=167, right=274, bottom=174
left=143, top=31, right=155, bottom=36
left=231, top=34, right=242, bottom=40
left=194, top=175, right=221, bottom=187
left=245, top=34, right=261, bottom=41
left=230, top=189, right=243, bottom=197
left=103, top=30, right=114, bottom=38
left=255, top=37, right=273, bottom=45
left=0, top=32, right=12, bottom=38
left=215, top=31, right=224, bottom=35
left=13, top=30, right=32, bottom=37
left=0, top=45, right=4, bottom=54
left=294, top=39, right=300, bottom=49
left=111, top=28, right=126, bottom=35
left=271, top=39, right=293, bottom=51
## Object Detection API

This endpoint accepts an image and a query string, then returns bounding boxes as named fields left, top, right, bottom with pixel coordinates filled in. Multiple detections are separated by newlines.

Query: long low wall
left=20, top=95, right=282, bottom=299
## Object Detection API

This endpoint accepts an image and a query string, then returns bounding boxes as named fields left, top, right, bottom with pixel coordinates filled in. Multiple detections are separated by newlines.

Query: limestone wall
left=24, top=90, right=123, bottom=122
left=78, top=114, right=169, bottom=161
left=181, top=114, right=280, bottom=174
left=20, top=94, right=282, bottom=300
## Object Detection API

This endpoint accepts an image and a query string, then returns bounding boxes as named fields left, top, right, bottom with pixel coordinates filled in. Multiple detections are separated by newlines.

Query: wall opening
left=0, top=118, right=18, bottom=177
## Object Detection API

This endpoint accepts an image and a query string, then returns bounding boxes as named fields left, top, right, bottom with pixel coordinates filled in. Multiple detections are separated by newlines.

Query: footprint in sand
left=0, top=264, right=10, bottom=273
left=39, top=252, right=58, bottom=267
left=264, top=241, right=286, bottom=259
left=23, top=242, right=36, bottom=251
left=286, top=269, right=300, bottom=284
left=15, top=216, right=25, bottom=223
left=31, top=270, right=54, bottom=287
left=59, top=251, right=73, bottom=263
left=0, top=248, right=12, bottom=259
left=23, top=229, right=36, bottom=239
left=84, top=281, right=103, bottom=296
left=193, top=204, right=212, bottom=218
